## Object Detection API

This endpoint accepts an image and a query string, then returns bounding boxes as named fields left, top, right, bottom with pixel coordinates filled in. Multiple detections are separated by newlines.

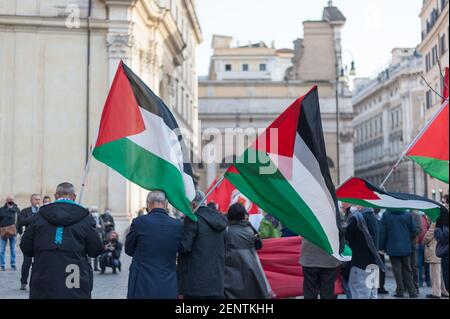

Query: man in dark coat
left=177, top=191, right=228, bottom=299
left=18, top=194, right=42, bottom=290
left=20, top=183, right=103, bottom=299
left=345, top=207, right=385, bottom=299
left=0, top=195, right=20, bottom=271
left=125, top=190, right=183, bottom=299
left=224, top=203, right=270, bottom=299
left=379, top=209, right=417, bottom=298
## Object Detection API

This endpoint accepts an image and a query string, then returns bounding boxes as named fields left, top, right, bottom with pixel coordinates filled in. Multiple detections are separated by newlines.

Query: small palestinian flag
left=225, top=86, right=349, bottom=261
left=406, top=100, right=449, bottom=184
left=337, top=177, right=443, bottom=221
left=93, top=61, right=196, bottom=221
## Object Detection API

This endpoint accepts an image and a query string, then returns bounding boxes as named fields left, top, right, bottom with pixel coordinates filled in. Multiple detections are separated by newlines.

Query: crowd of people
left=0, top=182, right=448, bottom=300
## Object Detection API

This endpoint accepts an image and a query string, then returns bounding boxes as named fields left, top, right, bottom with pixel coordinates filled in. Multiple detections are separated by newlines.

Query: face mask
left=92, top=212, right=99, bottom=218
left=349, top=206, right=358, bottom=214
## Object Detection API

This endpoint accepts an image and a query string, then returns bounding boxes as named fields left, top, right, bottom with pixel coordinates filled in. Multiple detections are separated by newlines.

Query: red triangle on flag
left=95, top=61, right=146, bottom=148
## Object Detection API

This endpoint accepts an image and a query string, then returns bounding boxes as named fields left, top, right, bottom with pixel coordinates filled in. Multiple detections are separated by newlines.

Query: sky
left=195, top=0, right=423, bottom=78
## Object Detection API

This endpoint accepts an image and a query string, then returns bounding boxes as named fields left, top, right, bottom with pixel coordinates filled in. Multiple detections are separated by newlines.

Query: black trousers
left=390, top=256, right=416, bottom=295
left=410, top=247, right=419, bottom=290
left=21, top=256, right=32, bottom=285
left=302, top=267, right=337, bottom=299
left=379, top=253, right=386, bottom=289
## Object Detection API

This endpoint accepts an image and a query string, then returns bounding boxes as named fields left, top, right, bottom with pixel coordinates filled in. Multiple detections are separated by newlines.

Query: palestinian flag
left=93, top=61, right=196, bottom=221
left=225, top=86, right=349, bottom=261
left=406, top=100, right=449, bottom=183
left=337, top=177, right=443, bottom=221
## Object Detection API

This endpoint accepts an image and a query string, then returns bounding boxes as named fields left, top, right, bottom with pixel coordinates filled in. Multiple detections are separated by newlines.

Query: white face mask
left=92, top=212, right=99, bottom=218
left=349, top=206, right=358, bottom=214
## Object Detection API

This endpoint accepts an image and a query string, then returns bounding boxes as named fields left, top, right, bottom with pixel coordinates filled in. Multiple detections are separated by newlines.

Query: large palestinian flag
left=337, top=177, right=443, bottom=221
left=406, top=100, right=449, bottom=184
left=225, top=86, right=349, bottom=261
left=93, top=61, right=196, bottom=221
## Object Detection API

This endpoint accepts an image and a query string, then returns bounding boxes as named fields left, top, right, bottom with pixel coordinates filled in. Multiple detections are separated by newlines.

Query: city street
left=0, top=219, right=442, bottom=300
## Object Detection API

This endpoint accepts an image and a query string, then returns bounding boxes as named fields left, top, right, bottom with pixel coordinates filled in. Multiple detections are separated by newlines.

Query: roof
left=322, top=6, right=346, bottom=23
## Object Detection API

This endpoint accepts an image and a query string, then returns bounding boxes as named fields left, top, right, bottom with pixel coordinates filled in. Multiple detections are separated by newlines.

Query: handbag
left=0, top=224, right=17, bottom=239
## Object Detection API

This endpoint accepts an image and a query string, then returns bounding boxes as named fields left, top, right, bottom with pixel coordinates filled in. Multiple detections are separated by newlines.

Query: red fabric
left=206, top=177, right=259, bottom=214
left=258, top=237, right=344, bottom=299
left=95, top=61, right=145, bottom=147
left=418, top=215, right=430, bottom=245
left=336, top=177, right=380, bottom=200
left=407, top=102, right=449, bottom=161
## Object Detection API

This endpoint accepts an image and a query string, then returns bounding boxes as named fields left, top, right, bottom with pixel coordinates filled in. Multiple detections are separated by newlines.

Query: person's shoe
left=378, top=288, right=389, bottom=294
left=20, top=284, right=27, bottom=291
left=112, top=268, right=117, bottom=274
left=409, top=293, right=418, bottom=298
left=94, top=268, right=100, bottom=272
left=11, top=266, right=17, bottom=271
left=426, top=294, right=440, bottom=299
left=100, top=269, right=105, bottom=274
left=393, top=293, right=404, bottom=298
left=441, top=294, right=449, bottom=298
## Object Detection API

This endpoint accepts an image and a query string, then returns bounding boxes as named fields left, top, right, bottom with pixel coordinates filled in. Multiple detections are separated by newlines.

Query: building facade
left=0, top=0, right=202, bottom=217
left=353, top=48, right=426, bottom=194
left=197, top=1, right=354, bottom=191
left=418, top=0, right=449, bottom=200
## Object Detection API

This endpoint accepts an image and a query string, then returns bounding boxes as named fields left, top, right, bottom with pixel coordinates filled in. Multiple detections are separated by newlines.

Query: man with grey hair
left=126, top=190, right=183, bottom=299
left=177, top=190, right=227, bottom=299
left=20, top=182, right=103, bottom=299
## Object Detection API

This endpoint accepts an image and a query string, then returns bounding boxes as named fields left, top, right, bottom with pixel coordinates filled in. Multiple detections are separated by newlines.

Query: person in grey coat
left=379, top=210, right=417, bottom=298
left=224, top=203, right=270, bottom=299
left=177, top=191, right=228, bottom=299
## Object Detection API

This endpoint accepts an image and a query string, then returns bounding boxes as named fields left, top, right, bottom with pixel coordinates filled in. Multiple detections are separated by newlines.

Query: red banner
left=258, top=236, right=344, bottom=298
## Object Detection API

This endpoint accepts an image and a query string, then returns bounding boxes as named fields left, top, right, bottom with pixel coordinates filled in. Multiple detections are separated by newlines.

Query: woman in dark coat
left=224, top=203, right=270, bottom=299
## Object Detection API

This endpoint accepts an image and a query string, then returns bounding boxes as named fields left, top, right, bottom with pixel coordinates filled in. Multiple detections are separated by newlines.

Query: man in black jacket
left=18, top=194, right=41, bottom=290
left=20, top=182, right=103, bottom=299
left=177, top=191, right=228, bottom=299
left=0, top=195, right=20, bottom=271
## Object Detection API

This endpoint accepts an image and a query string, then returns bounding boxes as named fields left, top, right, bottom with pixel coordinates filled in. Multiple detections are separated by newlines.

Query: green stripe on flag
left=93, top=138, right=196, bottom=221
left=408, top=155, right=449, bottom=184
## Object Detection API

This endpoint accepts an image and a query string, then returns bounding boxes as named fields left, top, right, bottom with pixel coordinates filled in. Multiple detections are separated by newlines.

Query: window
left=242, top=64, right=249, bottom=72
left=425, top=53, right=431, bottom=72
left=259, top=63, right=267, bottom=71
left=440, top=34, right=447, bottom=56
left=426, top=90, right=433, bottom=109
left=225, top=64, right=232, bottom=71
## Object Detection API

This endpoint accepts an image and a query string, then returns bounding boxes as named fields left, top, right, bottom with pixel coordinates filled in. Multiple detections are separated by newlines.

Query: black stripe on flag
left=296, top=87, right=345, bottom=253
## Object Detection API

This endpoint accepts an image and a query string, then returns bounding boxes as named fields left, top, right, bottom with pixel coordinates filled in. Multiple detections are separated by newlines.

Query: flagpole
left=193, top=175, right=225, bottom=214
left=380, top=99, right=448, bottom=189
left=78, top=128, right=99, bottom=205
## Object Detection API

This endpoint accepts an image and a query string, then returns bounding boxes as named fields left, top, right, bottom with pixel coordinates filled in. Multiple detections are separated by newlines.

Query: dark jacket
left=20, top=200, right=103, bottom=299
left=345, top=208, right=379, bottom=269
left=100, top=213, right=115, bottom=234
left=435, top=226, right=449, bottom=258
left=224, top=221, right=270, bottom=299
left=0, top=204, right=20, bottom=229
left=379, top=210, right=417, bottom=257
left=177, top=206, right=228, bottom=298
left=18, top=206, right=39, bottom=235
left=125, top=208, right=182, bottom=299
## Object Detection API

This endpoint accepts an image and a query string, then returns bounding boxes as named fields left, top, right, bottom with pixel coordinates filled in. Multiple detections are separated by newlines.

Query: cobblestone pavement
left=0, top=219, right=445, bottom=299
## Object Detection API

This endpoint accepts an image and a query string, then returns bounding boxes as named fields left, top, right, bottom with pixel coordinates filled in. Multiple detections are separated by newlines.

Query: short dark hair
left=207, top=202, right=217, bottom=210
left=43, top=196, right=51, bottom=201
left=227, top=203, right=247, bottom=221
